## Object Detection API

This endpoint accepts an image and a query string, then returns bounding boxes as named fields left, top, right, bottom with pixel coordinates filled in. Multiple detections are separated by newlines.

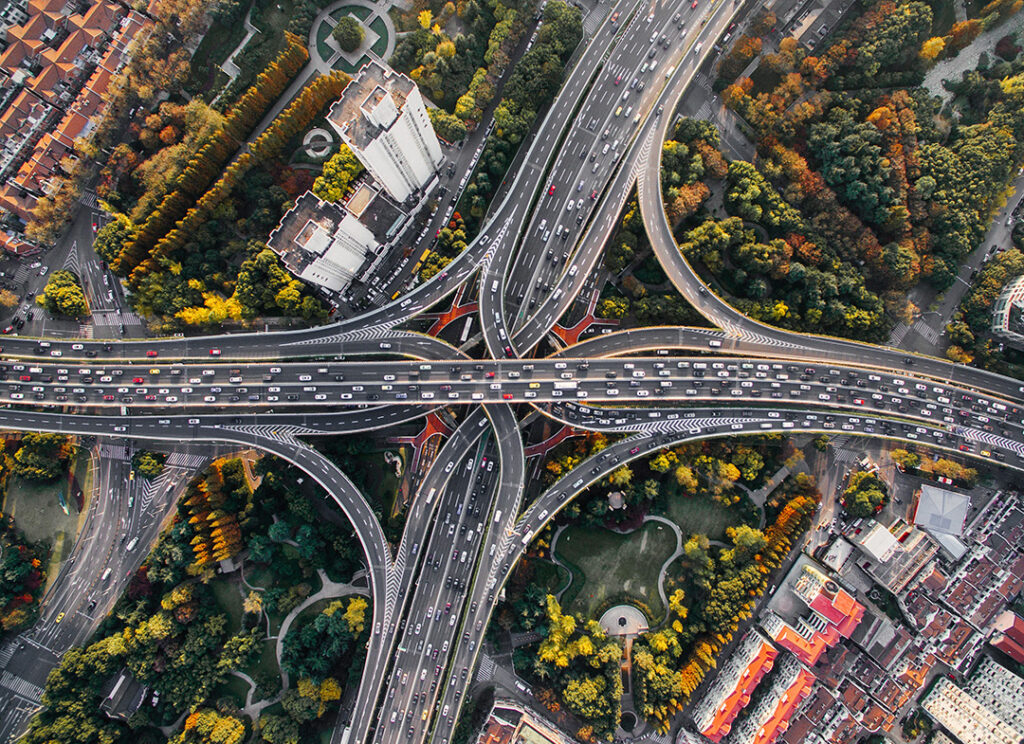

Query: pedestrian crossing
left=0, top=670, right=43, bottom=702
left=78, top=324, right=93, bottom=338
left=913, top=319, right=942, bottom=346
left=889, top=321, right=910, bottom=346
left=582, top=5, right=605, bottom=35
left=92, top=310, right=144, bottom=327
left=476, top=655, right=496, bottom=681
left=99, top=442, right=130, bottom=461
left=78, top=190, right=98, bottom=209
left=165, top=452, right=208, bottom=470
left=0, top=642, right=15, bottom=668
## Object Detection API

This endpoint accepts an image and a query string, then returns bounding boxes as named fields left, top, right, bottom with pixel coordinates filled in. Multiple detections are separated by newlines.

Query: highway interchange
left=1, top=0, right=1024, bottom=742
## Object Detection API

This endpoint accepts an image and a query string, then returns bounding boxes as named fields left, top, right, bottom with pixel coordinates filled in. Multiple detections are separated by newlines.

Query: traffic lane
left=4, top=369, right=1021, bottom=442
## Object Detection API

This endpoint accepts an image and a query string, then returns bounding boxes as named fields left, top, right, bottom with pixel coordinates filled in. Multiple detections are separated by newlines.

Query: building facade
left=922, top=677, right=1022, bottom=744
left=327, top=60, right=442, bottom=203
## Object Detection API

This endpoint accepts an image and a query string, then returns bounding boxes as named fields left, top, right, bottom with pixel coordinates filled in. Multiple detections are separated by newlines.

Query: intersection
left=1, top=0, right=1023, bottom=742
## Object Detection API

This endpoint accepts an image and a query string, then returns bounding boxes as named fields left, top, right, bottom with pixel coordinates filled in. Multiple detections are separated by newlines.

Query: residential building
left=760, top=563, right=864, bottom=667
left=965, top=656, right=1024, bottom=737
left=266, top=191, right=375, bottom=293
left=693, top=631, right=779, bottom=742
left=474, top=700, right=576, bottom=744
left=992, top=275, right=1024, bottom=349
left=327, top=60, right=442, bottom=203
left=850, top=519, right=938, bottom=595
left=727, top=656, right=816, bottom=744
left=990, top=610, right=1024, bottom=664
left=922, top=677, right=1022, bottom=744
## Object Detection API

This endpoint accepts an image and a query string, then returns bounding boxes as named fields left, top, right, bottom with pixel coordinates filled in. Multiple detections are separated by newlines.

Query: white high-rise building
left=267, top=192, right=375, bottom=293
left=328, top=61, right=443, bottom=203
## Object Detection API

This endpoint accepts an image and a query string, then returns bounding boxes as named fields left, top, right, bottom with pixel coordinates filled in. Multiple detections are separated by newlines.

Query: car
left=209, top=348, right=221, bottom=356
left=146, top=350, right=158, bottom=357
left=55, top=612, right=64, bottom=624
left=691, top=0, right=697, bottom=6
left=503, top=393, right=513, bottom=400
left=548, top=184, right=556, bottom=195
left=38, top=266, right=47, bottom=276
left=614, top=74, right=622, bottom=85
left=132, top=377, right=144, bottom=384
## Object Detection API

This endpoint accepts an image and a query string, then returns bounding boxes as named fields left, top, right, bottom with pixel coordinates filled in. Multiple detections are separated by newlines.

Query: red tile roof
left=700, top=640, right=779, bottom=742
left=749, top=669, right=816, bottom=744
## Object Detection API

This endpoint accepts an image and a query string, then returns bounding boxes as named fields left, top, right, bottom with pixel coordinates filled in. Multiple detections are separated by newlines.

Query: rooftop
left=914, top=485, right=970, bottom=536
left=327, top=60, right=416, bottom=152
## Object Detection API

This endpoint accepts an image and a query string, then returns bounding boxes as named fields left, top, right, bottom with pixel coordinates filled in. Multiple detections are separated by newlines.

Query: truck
left=554, top=380, right=578, bottom=390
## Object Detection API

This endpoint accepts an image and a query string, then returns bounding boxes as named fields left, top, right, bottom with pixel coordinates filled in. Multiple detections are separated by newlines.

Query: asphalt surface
left=2, top=0, right=1024, bottom=741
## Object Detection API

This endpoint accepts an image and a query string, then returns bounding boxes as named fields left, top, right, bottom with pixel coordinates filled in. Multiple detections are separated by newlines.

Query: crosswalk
left=92, top=310, right=144, bottom=327
left=78, top=190, right=98, bottom=209
left=476, top=655, right=497, bottom=681
left=888, top=321, right=910, bottom=346
left=165, top=452, right=208, bottom=470
left=582, top=5, right=605, bottom=35
left=0, top=642, right=15, bottom=669
left=0, top=671, right=43, bottom=702
left=78, top=324, right=93, bottom=338
left=913, top=319, right=942, bottom=345
left=99, top=442, right=130, bottom=461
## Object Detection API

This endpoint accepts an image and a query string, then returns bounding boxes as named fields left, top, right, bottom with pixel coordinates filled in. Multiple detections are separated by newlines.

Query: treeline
left=632, top=474, right=820, bottom=730
left=460, top=0, right=582, bottom=229
left=24, top=455, right=366, bottom=741
left=716, top=0, right=1024, bottom=316
left=0, top=512, right=48, bottom=635
left=534, top=595, right=623, bottom=741
left=112, top=34, right=310, bottom=277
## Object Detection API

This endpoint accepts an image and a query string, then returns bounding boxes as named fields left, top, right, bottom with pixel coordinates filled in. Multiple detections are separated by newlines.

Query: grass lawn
left=927, top=0, right=956, bottom=34
left=216, top=674, right=252, bottom=709
left=555, top=522, right=678, bottom=621
left=369, top=16, right=389, bottom=57
left=3, top=452, right=86, bottom=590
left=531, top=558, right=570, bottom=595
left=332, top=5, right=371, bottom=21
left=211, top=577, right=246, bottom=635
left=247, top=638, right=281, bottom=691
left=186, top=18, right=248, bottom=97
left=662, top=493, right=748, bottom=542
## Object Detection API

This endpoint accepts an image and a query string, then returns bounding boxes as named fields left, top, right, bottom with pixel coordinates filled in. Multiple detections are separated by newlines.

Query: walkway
left=922, top=11, right=1024, bottom=104
left=220, top=5, right=259, bottom=81
left=272, top=569, right=370, bottom=697
left=308, top=0, right=398, bottom=74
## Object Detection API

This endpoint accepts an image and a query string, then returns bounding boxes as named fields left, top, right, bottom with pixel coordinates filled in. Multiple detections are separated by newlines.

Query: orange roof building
left=729, top=657, right=817, bottom=744
left=761, top=565, right=864, bottom=667
left=694, top=632, right=779, bottom=742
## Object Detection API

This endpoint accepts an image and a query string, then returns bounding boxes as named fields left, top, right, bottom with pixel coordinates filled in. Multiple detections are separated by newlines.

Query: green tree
left=38, top=270, right=88, bottom=318
left=891, top=449, right=920, bottom=470
left=332, top=16, right=364, bottom=52
left=92, top=214, right=135, bottom=264
left=132, top=451, right=166, bottom=479
left=842, top=470, right=888, bottom=517
left=312, top=146, right=365, bottom=203
left=427, top=108, right=468, bottom=142
left=12, top=433, right=73, bottom=481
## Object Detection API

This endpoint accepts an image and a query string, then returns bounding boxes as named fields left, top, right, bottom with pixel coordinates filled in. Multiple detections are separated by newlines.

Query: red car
left=503, top=393, right=513, bottom=400
left=614, top=74, right=622, bottom=85
left=146, top=350, right=158, bottom=357
left=132, top=377, right=144, bottom=384
left=548, top=185, right=556, bottom=195
left=145, top=395, right=156, bottom=401
left=209, top=348, right=221, bottom=356
left=590, top=190, right=598, bottom=199
left=691, top=0, right=698, bottom=7
left=103, top=395, right=114, bottom=401
left=486, top=372, right=495, bottom=378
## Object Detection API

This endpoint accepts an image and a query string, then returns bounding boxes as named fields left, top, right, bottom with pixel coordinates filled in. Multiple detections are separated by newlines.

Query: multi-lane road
left=2, top=0, right=1023, bottom=742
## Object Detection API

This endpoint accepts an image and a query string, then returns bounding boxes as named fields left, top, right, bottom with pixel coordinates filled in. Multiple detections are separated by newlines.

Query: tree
left=890, top=449, right=920, bottom=470
left=133, top=451, right=166, bottom=479
left=597, top=297, right=628, bottom=319
left=332, top=16, right=364, bottom=52
left=0, top=289, right=17, bottom=310
left=312, top=146, right=365, bottom=203
left=12, top=434, right=73, bottom=481
left=842, top=470, right=888, bottom=517
left=171, top=709, right=247, bottom=744
left=38, top=270, right=88, bottom=318
left=919, top=36, right=945, bottom=62
left=427, top=108, right=468, bottom=142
